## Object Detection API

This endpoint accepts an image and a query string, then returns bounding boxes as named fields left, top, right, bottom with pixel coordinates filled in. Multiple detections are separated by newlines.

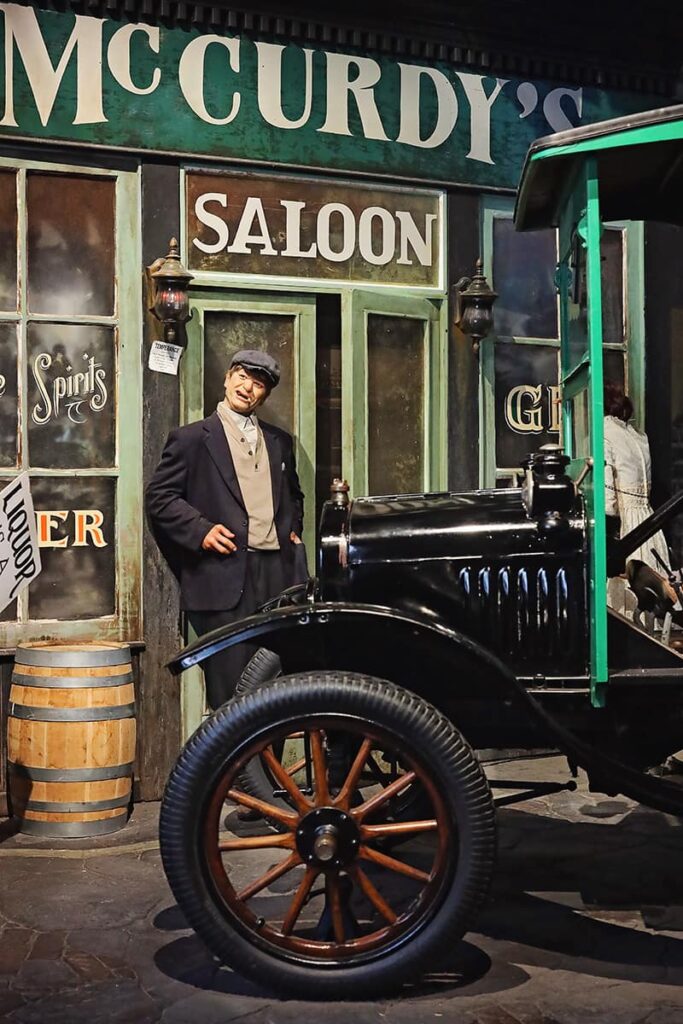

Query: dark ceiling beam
left=28, top=0, right=683, bottom=97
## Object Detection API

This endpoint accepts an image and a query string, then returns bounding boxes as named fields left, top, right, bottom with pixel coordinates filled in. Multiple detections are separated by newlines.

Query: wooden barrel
left=8, top=642, right=136, bottom=838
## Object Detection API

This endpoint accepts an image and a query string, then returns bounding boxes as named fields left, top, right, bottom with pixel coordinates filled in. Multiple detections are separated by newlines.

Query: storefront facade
left=0, top=1, right=680, bottom=804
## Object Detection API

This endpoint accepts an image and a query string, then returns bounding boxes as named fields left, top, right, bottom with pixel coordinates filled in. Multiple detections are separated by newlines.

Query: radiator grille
left=457, top=563, right=579, bottom=665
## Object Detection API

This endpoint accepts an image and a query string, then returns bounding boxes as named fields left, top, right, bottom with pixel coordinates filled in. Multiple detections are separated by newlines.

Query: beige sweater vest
left=216, top=401, right=279, bottom=550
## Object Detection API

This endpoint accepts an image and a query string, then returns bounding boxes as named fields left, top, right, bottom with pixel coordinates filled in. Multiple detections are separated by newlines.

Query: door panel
left=367, top=312, right=426, bottom=495
left=558, top=160, right=608, bottom=705
left=203, top=310, right=296, bottom=433
left=342, top=290, right=445, bottom=498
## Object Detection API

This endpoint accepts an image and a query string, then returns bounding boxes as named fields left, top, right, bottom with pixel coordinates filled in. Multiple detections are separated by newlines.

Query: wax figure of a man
left=146, top=349, right=305, bottom=709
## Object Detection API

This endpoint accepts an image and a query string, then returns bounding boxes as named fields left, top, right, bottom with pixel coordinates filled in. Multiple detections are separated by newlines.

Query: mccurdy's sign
left=0, top=4, right=661, bottom=189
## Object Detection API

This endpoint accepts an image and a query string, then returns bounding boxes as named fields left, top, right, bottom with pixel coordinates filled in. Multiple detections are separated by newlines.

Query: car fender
left=170, top=601, right=683, bottom=816
left=170, top=600, right=515, bottom=697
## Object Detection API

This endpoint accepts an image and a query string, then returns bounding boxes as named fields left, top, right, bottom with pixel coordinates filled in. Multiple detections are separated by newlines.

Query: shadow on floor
left=152, top=929, right=505, bottom=1001
left=152, top=802, right=683, bottom=1001
left=0, top=817, right=20, bottom=844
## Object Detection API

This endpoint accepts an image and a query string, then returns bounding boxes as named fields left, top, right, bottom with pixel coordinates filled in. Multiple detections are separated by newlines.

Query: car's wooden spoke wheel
left=232, top=649, right=430, bottom=823
left=160, top=673, right=496, bottom=999
left=203, top=720, right=448, bottom=960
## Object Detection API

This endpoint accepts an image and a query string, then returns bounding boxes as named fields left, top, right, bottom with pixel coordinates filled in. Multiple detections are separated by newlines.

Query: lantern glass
left=154, top=281, right=190, bottom=324
left=149, top=237, right=194, bottom=346
left=461, top=299, right=494, bottom=342
left=454, top=258, right=497, bottom=354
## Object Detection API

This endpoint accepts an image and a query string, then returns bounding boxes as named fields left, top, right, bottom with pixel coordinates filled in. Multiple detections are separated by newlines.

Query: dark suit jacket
left=145, top=412, right=304, bottom=611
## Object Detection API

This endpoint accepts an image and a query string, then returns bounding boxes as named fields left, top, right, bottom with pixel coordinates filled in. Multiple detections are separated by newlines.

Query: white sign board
left=148, top=341, right=183, bottom=376
left=0, top=474, right=42, bottom=614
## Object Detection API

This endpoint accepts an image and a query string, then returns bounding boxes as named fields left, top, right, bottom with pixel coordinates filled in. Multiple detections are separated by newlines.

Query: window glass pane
left=570, top=390, right=591, bottom=461
left=493, top=218, right=557, bottom=339
left=315, top=295, right=342, bottom=534
left=566, top=243, right=589, bottom=372
left=27, top=174, right=115, bottom=316
left=669, top=310, right=683, bottom=569
left=27, top=324, right=116, bottom=469
left=29, top=477, right=115, bottom=620
left=496, top=473, right=520, bottom=489
left=203, top=311, right=295, bottom=434
left=367, top=313, right=424, bottom=494
left=0, top=597, right=17, bottom=622
left=494, top=344, right=560, bottom=470
left=604, top=349, right=626, bottom=392
left=0, top=170, right=17, bottom=312
left=601, top=228, right=625, bottom=345
left=0, top=323, right=18, bottom=468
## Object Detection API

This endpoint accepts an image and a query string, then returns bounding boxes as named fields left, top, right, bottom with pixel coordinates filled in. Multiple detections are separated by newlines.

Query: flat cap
left=229, top=349, right=280, bottom=388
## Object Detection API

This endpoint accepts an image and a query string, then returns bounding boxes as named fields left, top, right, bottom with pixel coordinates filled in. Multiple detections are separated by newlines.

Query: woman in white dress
left=604, top=382, right=670, bottom=616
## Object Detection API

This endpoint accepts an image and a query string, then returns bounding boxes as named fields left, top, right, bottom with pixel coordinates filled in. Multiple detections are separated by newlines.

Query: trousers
left=187, top=549, right=285, bottom=710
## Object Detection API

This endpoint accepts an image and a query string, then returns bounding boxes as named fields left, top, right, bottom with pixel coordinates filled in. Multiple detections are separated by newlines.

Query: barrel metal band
left=24, top=794, right=131, bottom=813
left=11, top=671, right=134, bottom=689
left=9, top=762, right=134, bottom=782
left=18, top=814, right=128, bottom=838
left=9, top=703, right=136, bottom=722
left=15, top=647, right=131, bottom=668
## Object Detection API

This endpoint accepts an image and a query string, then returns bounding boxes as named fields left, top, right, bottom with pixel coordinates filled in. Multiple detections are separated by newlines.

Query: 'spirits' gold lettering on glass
left=30, top=351, right=108, bottom=426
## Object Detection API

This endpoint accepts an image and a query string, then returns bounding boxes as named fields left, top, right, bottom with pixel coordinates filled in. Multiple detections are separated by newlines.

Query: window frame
left=479, top=196, right=644, bottom=489
left=0, top=156, right=142, bottom=648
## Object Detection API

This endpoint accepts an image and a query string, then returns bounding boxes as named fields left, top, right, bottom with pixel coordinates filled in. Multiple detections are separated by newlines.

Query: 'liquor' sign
left=0, top=474, right=41, bottom=613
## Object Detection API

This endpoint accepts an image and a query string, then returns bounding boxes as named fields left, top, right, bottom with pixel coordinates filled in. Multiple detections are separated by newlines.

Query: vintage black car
left=159, top=105, right=683, bottom=999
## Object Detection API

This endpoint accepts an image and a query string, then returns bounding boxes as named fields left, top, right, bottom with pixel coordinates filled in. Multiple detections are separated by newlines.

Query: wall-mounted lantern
left=452, top=258, right=498, bottom=355
left=149, top=238, right=194, bottom=346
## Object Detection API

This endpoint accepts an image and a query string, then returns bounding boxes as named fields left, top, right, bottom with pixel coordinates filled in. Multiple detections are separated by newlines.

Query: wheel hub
left=296, top=807, right=359, bottom=868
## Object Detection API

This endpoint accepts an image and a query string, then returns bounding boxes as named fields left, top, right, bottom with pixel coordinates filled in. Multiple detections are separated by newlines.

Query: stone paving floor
left=0, top=755, right=682, bottom=1022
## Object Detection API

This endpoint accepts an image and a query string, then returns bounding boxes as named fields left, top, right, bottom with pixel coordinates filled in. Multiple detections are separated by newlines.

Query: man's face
left=225, top=365, right=269, bottom=415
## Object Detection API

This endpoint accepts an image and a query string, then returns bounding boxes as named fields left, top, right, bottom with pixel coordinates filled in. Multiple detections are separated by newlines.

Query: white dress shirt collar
left=222, top=401, right=258, bottom=442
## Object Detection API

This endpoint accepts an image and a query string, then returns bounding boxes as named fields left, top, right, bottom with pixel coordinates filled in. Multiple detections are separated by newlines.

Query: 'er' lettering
left=73, top=509, right=107, bottom=548
left=36, top=510, right=69, bottom=548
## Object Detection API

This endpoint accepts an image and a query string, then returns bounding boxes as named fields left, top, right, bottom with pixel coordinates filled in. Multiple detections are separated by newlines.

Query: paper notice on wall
left=148, top=341, right=183, bottom=376
left=0, top=474, right=42, bottom=614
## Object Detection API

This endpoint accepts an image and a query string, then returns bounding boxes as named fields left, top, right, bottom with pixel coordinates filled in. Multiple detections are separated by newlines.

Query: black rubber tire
left=233, top=647, right=282, bottom=700
left=233, top=650, right=429, bottom=821
left=160, top=672, right=496, bottom=1000
left=232, top=648, right=287, bottom=813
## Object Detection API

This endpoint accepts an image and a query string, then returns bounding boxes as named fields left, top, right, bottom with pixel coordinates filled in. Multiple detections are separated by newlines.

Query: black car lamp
left=521, top=446, right=576, bottom=534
